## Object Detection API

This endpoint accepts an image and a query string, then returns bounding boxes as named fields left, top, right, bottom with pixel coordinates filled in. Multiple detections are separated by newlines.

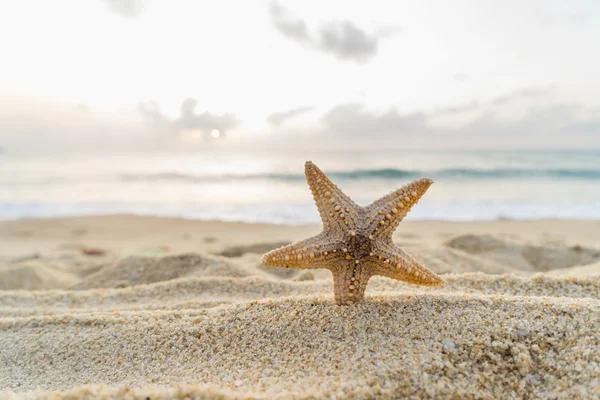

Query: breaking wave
left=117, top=168, right=600, bottom=183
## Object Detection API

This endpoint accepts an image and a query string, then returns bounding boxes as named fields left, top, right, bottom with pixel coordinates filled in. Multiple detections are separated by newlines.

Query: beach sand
left=1, top=216, right=599, bottom=399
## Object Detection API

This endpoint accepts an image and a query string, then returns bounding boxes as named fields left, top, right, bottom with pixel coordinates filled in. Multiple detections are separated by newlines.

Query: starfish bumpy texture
left=261, top=161, right=444, bottom=305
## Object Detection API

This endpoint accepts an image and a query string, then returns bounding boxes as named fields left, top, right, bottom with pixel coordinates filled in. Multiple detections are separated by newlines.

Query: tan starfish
left=261, top=161, right=444, bottom=304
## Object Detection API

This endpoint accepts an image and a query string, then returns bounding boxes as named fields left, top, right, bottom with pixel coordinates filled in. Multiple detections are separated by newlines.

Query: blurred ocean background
left=3, top=148, right=599, bottom=224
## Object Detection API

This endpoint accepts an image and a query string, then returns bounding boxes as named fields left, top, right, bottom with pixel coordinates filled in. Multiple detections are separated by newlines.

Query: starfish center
left=344, top=232, right=373, bottom=261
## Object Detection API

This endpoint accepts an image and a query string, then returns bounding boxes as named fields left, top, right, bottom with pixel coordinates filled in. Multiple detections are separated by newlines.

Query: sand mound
left=446, top=234, right=508, bottom=253
left=446, top=234, right=600, bottom=272
left=0, top=261, right=79, bottom=290
left=406, top=246, right=522, bottom=275
left=521, top=245, right=600, bottom=272
left=546, top=261, right=600, bottom=277
left=72, top=254, right=243, bottom=289
left=218, top=241, right=291, bottom=257
left=1, top=295, right=598, bottom=399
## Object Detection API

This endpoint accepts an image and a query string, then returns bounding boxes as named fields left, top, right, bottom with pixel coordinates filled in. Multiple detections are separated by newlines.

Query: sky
left=1, top=0, right=600, bottom=153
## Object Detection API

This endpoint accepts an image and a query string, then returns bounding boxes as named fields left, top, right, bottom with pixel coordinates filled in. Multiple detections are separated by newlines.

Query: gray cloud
left=434, top=101, right=480, bottom=115
left=558, top=106, right=600, bottom=134
left=322, top=103, right=428, bottom=137
left=0, top=97, right=156, bottom=154
left=432, top=87, right=554, bottom=117
left=4, top=94, right=599, bottom=154
left=491, top=87, right=555, bottom=105
left=177, top=98, right=238, bottom=135
left=459, top=105, right=577, bottom=138
left=75, top=104, right=90, bottom=113
left=138, top=98, right=238, bottom=138
left=0, top=95, right=241, bottom=154
left=103, top=0, right=148, bottom=19
left=267, top=106, right=315, bottom=126
left=269, top=2, right=384, bottom=63
left=564, top=120, right=600, bottom=133
left=269, top=2, right=309, bottom=42
left=447, top=104, right=600, bottom=148
left=136, top=101, right=165, bottom=125
left=273, top=94, right=598, bottom=149
left=562, top=106, right=600, bottom=133
left=262, top=86, right=589, bottom=148
left=318, top=21, right=378, bottom=63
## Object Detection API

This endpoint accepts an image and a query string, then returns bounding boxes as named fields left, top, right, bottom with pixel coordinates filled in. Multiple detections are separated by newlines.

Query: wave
left=3, top=200, right=600, bottom=223
left=4, top=168, right=599, bottom=188
left=118, top=167, right=600, bottom=183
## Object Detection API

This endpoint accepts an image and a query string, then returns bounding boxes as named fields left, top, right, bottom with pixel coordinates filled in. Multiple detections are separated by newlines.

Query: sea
left=2, top=149, right=599, bottom=225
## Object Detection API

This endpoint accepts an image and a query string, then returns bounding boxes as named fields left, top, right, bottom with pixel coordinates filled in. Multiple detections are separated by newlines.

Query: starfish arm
left=261, top=234, right=344, bottom=270
left=365, top=178, right=433, bottom=237
left=371, top=243, right=444, bottom=286
left=330, top=261, right=372, bottom=305
left=304, top=161, right=362, bottom=234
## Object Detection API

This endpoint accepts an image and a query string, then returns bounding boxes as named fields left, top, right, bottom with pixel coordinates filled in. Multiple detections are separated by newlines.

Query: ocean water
left=2, top=149, right=599, bottom=224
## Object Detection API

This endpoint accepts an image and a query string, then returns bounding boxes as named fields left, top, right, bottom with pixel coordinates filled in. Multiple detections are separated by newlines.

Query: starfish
left=261, top=161, right=444, bottom=305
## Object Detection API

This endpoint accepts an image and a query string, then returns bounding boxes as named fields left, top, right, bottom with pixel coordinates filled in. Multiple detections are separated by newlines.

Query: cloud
left=434, top=101, right=480, bottom=115
left=565, top=120, right=600, bottom=133
left=431, top=87, right=554, bottom=117
left=267, top=106, right=315, bottom=126
left=138, top=98, right=238, bottom=138
left=558, top=106, right=600, bottom=134
left=269, top=2, right=384, bottom=63
left=103, top=0, right=148, bottom=19
left=459, top=105, right=576, bottom=138
left=176, top=98, right=238, bottom=135
left=491, top=87, right=555, bottom=105
left=322, top=103, right=428, bottom=137
left=440, top=104, right=598, bottom=148
left=0, top=95, right=153, bottom=154
left=428, top=102, right=600, bottom=148
left=264, top=93, right=600, bottom=149
left=3, top=93, right=599, bottom=154
left=75, top=104, right=91, bottom=113
left=0, top=94, right=241, bottom=154
left=136, top=101, right=165, bottom=125
left=268, top=2, right=309, bottom=42
left=317, top=21, right=378, bottom=63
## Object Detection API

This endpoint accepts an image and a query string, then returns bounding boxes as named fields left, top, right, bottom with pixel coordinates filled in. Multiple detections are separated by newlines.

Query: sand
left=1, top=216, right=599, bottom=399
